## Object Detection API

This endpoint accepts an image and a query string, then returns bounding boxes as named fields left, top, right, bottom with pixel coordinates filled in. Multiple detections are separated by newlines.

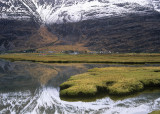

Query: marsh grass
left=150, top=110, right=160, bottom=114
left=60, top=67, right=160, bottom=97
left=0, top=53, right=160, bottom=63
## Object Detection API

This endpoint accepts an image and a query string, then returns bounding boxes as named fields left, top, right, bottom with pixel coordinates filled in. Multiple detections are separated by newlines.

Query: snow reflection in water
left=0, top=59, right=160, bottom=114
left=1, top=87, right=160, bottom=114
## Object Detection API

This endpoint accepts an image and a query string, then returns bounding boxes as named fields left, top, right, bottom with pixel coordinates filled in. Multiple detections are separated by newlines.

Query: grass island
left=60, top=67, right=160, bottom=97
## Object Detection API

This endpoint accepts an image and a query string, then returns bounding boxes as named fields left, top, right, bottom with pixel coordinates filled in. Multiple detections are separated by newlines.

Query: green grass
left=0, top=53, right=160, bottom=63
left=150, top=110, right=160, bottom=114
left=60, top=67, right=160, bottom=97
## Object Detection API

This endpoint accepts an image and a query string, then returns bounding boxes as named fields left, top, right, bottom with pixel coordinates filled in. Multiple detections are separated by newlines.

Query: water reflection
left=1, top=87, right=160, bottom=114
left=0, top=59, right=160, bottom=114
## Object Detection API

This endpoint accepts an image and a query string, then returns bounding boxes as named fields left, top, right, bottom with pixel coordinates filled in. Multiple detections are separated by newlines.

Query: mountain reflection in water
left=0, top=59, right=160, bottom=114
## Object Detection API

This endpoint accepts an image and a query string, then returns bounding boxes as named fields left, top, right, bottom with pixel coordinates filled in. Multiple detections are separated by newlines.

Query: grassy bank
left=150, top=110, right=160, bottom=114
left=60, top=67, right=160, bottom=97
left=0, top=53, right=160, bottom=63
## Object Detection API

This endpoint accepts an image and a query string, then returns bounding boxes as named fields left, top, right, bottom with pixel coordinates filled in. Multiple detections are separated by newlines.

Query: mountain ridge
left=1, top=0, right=160, bottom=24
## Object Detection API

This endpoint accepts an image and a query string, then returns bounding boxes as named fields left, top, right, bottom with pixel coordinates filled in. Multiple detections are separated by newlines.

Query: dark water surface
left=0, top=59, right=160, bottom=114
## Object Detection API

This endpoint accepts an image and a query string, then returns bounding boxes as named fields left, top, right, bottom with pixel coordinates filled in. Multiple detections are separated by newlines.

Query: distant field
left=0, top=53, right=160, bottom=63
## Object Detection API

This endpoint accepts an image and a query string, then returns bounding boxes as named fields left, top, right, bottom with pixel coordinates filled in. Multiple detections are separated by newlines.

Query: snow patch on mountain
left=0, top=0, right=160, bottom=23
left=33, top=0, right=157, bottom=24
left=152, top=0, right=160, bottom=12
left=0, top=0, right=40, bottom=21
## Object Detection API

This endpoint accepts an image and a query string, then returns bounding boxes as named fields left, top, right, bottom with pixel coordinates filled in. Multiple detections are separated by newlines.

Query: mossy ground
left=0, top=53, right=160, bottom=63
left=60, top=67, right=160, bottom=97
left=150, top=110, right=160, bottom=114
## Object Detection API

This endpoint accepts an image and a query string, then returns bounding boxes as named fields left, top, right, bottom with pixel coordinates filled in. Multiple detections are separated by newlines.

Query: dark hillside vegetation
left=49, top=13, right=160, bottom=53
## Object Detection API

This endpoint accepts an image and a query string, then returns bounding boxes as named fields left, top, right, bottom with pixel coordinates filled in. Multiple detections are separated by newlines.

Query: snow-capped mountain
left=0, top=0, right=160, bottom=24
left=0, top=0, right=160, bottom=53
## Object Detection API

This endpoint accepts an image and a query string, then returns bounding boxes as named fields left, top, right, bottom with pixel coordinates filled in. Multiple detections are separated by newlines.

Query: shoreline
left=0, top=53, right=160, bottom=64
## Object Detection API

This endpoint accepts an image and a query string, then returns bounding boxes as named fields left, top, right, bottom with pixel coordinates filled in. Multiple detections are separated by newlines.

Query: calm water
left=0, top=59, right=160, bottom=114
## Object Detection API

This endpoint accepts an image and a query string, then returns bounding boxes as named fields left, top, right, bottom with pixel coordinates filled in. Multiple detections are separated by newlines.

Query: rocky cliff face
left=0, top=0, right=160, bottom=52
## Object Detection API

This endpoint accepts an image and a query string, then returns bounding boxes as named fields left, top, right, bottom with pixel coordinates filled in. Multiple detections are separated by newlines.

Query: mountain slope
left=0, top=0, right=160, bottom=52
left=0, top=19, right=58, bottom=51
left=48, top=13, right=160, bottom=53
